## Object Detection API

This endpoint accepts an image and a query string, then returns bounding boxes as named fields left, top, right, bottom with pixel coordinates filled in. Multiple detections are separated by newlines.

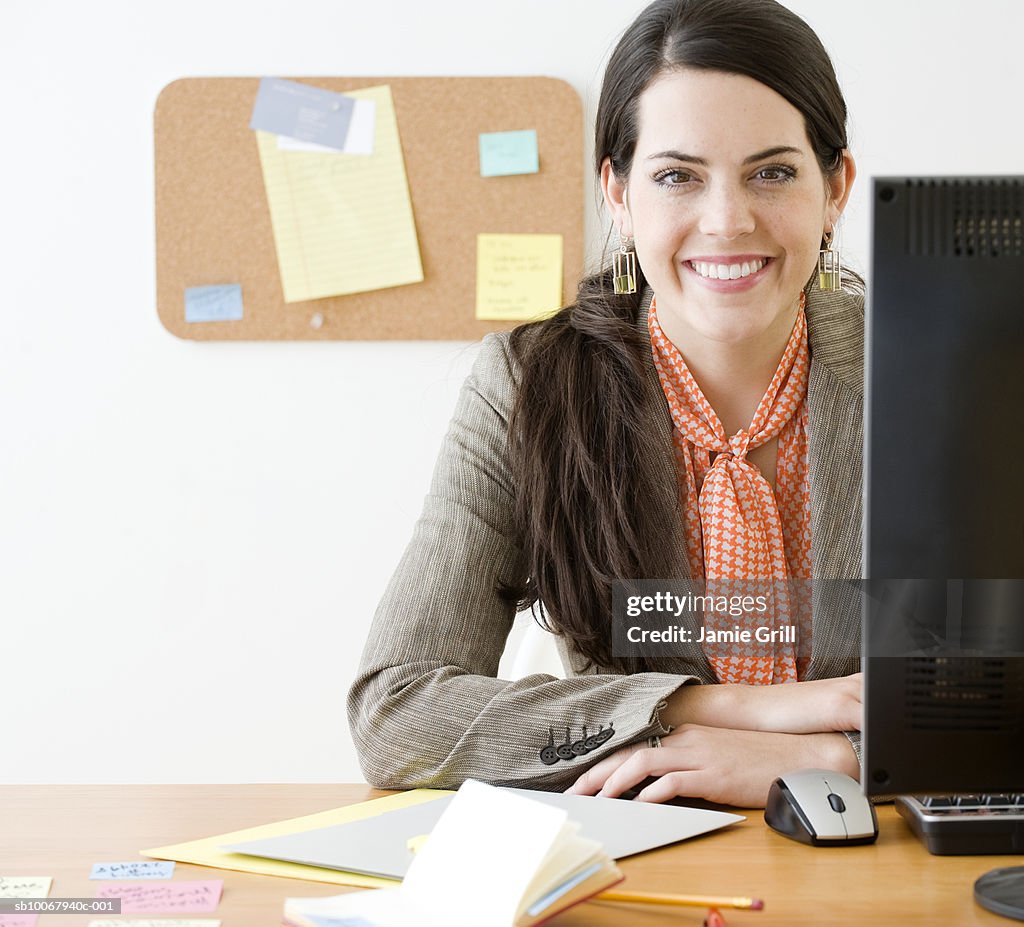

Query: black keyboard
left=896, top=794, right=1024, bottom=855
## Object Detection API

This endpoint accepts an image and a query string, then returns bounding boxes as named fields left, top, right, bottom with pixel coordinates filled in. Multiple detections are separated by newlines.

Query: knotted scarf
left=648, top=295, right=812, bottom=684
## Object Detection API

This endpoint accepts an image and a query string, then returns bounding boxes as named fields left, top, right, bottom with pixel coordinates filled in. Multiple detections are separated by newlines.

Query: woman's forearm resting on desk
left=347, top=658, right=690, bottom=791
left=660, top=673, right=863, bottom=734
left=348, top=660, right=862, bottom=803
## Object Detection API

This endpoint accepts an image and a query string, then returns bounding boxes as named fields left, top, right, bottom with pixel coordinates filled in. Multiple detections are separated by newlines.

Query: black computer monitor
left=863, top=175, right=1024, bottom=798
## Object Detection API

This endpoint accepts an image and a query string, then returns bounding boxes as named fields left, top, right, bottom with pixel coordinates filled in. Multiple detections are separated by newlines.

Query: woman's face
left=602, top=68, right=855, bottom=348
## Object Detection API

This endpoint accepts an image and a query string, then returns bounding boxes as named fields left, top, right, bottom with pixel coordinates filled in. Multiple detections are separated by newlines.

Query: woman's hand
left=565, top=724, right=859, bottom=808
left=665, top=673, right=863, bottom=735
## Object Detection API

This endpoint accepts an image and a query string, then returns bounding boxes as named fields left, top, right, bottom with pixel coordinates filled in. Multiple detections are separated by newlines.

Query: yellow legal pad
left=254, top=84, right=424, bottom=303
left=141, top=789, right=450, bottom=888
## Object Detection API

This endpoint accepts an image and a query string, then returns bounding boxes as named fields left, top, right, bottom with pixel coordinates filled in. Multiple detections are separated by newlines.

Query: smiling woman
left=348, top=0, right=867, bottom=809
left=608, top=70, right=853, bottom=354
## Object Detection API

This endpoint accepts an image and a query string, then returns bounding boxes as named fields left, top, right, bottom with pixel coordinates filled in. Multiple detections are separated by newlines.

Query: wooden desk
left=2, top=785, right=1018, bottom=925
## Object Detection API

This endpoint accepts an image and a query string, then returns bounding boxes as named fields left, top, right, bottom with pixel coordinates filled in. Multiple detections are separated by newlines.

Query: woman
left=348, top=0, right=865, bottom=808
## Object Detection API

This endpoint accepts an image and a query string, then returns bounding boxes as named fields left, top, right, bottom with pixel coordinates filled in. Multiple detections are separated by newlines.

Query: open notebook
left=282, top=780, right=623, bottom=927
left=227, top=786, right=743, bottom=880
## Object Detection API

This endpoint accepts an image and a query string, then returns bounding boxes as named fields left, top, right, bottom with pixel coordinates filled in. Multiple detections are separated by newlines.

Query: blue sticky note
left=185, top=284, right=244, bottom=323
left=479, top=129, right=539, bottom=177
left=90, top=860, right=176, bottom=880
left=250, top=77, right=356, bottom=150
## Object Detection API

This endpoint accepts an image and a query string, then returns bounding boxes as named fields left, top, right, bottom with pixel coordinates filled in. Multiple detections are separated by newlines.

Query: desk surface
left=2, top=784, right=1018, bottom=926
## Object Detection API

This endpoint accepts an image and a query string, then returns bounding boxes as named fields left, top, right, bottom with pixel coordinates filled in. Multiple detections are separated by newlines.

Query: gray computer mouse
left=765, top=768, right=878, bottom=846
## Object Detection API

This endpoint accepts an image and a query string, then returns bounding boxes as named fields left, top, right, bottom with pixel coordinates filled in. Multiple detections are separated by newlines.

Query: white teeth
left=691, top=258, right=766, bottom=280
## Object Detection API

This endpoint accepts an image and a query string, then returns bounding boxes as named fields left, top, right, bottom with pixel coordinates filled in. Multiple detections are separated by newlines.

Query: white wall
left=2, top=0, right=1020, bottom=783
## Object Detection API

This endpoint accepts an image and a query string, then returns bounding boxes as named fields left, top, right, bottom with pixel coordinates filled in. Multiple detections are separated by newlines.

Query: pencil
left=596, top=889, right=764, bottom=911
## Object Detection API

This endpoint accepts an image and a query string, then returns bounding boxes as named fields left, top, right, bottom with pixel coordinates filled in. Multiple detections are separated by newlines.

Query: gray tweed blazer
left=347, top=285, right=865, bottom=791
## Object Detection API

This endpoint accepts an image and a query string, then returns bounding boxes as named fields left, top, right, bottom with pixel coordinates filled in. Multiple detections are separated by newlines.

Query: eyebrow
left=645, top=145, right=804, bottom=165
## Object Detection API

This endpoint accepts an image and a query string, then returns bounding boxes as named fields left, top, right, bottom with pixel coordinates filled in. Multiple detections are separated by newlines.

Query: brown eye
left=654, top=169, right=694, bottom=186
left=756, top=165, right=797, bottom=184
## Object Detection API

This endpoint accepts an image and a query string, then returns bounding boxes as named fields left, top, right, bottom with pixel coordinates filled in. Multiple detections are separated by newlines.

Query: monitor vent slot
left=902, top=177, right=1024, bottom=258
left=904, top=656, right=1024, bottom=731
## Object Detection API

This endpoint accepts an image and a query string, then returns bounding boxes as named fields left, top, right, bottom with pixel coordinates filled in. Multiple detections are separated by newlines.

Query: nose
left=697, top=181, right=756, bottom=239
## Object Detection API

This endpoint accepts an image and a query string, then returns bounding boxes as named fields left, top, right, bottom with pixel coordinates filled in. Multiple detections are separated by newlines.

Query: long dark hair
left=503, top=0, right=858, bottom=671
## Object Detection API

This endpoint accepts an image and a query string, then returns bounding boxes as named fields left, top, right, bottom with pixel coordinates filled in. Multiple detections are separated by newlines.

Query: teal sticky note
left=185, top=284, right=244, bottom=323
left=479, top=129, right=539, bottom=177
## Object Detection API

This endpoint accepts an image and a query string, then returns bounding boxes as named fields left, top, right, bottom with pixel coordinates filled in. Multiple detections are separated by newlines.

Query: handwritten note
left=184, top=285, right=244, bottom=323
left=90, top=861, right=175, bottom=880
left=0, top=878, right=51, bottom=898
left=475, top=233, right=563, bottom=321
left=88, top=921, right=220, bottom=927
left=479, top=130, right=539, bottom=177
left=0, top=915, right=39, bottom=927
left=94, top=881, right=222, bottom=914
left=255, top=84, right=423, bottom=303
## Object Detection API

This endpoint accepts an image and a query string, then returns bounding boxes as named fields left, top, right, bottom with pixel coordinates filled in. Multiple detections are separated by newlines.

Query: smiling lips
left=688, top=257, right=771, bottom=280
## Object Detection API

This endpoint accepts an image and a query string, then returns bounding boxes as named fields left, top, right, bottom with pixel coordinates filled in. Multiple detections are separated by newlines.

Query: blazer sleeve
left=346, top=333, right=693, bottom=791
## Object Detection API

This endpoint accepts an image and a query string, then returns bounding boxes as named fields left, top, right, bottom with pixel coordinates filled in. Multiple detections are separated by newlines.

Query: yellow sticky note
left=255, top=85, right=423, bottom=303
left=476, top=233, right=563, bottom=321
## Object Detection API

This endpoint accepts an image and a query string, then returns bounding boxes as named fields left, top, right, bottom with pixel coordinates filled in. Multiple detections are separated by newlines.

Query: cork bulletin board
left=154, top=77, right=584, bottom=340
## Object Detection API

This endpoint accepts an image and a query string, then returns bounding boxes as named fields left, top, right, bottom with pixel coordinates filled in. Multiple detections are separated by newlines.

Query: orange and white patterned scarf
left=648, top=295, right=812, bottom=684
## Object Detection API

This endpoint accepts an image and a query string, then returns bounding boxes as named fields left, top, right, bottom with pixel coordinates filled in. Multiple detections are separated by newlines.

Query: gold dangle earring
left=818, top=228, right=842, bottom=291
left=613, top=234, right=637, bottom=295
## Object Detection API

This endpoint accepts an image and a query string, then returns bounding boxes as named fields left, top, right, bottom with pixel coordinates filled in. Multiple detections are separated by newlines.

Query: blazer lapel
left=804, top=286, right=865, bottom=679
